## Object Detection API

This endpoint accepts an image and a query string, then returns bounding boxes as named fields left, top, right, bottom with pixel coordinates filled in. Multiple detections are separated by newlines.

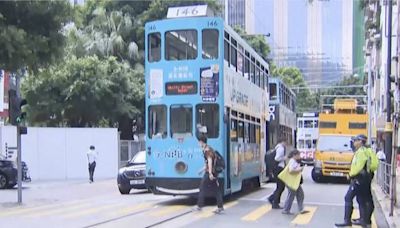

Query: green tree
left=67, top=6, right=139, bottom=63
left=319, top=75, right=365, bottom=108
left=272, top=67, right=318, bottom=113
left=233, top=26, right=271, bottom=60
left=0, top=1, right=72, bottom=72
left=22, top=56, right=144, bottom=127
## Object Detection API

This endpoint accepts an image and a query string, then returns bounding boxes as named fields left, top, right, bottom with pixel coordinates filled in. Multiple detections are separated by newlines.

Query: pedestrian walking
left=267, top=137, right=287, bottom=209
left=279, top=149, right=308, bottom=215
left=192, top=134, right=224, bottom=214
left=87, top=145, right=98, bottom=183
left=335, top=134, right=377, bottom=227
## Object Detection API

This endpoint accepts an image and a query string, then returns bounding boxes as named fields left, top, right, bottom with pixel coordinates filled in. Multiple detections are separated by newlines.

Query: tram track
left=144, top=209, right=193, bottom=228
left=83, top=197, right=194, bottom=228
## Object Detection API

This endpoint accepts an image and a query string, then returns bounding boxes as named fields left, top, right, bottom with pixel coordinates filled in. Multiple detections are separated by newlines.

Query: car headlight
left=314, top=160, right=322, bottom=168
left=12, top=161, right=18, bottom=169
left=118, top=167, right=126, bottom=174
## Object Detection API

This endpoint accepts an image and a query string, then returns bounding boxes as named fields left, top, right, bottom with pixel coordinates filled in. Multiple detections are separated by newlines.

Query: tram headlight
left=314, top=160, right=322, bottom=168
left=175, top=161, right=188, bottom=174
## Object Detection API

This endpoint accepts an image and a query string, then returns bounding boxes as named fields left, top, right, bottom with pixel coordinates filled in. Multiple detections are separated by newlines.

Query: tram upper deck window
left=298, top=120, right=303, bottom=128
left=196, top=104, right=219, bottom=138
left=202, top=29, right=219, bottom=59
left=166, top=30, right=197, bottom=60
left=244, top=52, right=250, bottom=80
left=148, top=32, right=161, bottom=62
left=304, top=120, right=313, bottom=128
left=269, top=83, right=277, bottom=100
left=170, top=105, right=193, bottom=138
left=230, top=39, right=237, bottom=70
left=148, top=105, right=167, bottom=139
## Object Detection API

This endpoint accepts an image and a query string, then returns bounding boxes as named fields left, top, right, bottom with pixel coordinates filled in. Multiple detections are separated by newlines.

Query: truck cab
left=311, top=99, right=367, bottom=183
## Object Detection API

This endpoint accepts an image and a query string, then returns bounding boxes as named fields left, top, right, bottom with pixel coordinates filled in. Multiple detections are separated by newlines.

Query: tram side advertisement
left=200, top=65, right=219, bottom=102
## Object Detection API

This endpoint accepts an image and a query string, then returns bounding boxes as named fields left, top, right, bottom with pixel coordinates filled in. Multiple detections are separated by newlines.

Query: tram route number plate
left=330, top=172, right=344, bottom=177
left=130, top=180, right=145, bottom=185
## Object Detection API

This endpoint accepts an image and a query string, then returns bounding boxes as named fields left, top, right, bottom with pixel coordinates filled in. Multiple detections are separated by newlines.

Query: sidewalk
left=372, top=168, right=400, bottom=228
left=0, top=178, right=116, bottom=208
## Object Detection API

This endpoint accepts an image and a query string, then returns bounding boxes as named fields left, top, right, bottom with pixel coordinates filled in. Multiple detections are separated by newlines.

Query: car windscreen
left=317, top=135, right=353, bottom=152
left=131, top=151, right=145, bottom=164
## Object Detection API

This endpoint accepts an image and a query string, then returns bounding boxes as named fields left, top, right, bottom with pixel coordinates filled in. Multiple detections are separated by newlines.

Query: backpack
left=265, top=148, right=278, bottom=172
left=366, top=148, right=379, bottom=172
left=213, top=150, right=225, bottom=174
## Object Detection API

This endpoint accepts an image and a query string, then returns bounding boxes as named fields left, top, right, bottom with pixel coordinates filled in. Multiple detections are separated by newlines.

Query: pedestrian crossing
left=0, top=198, right=379, bottom=227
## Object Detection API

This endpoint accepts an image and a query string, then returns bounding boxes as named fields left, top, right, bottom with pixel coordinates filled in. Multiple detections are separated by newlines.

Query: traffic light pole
left=17, top=126, right=22, bottom=204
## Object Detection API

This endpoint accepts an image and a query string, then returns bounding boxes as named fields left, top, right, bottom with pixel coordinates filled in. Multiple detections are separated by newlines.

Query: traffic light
left=8, top=89, right=27, bottom=125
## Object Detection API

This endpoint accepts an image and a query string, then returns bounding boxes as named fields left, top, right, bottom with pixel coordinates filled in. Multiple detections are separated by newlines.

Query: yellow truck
left=311, top=99, right=368, bottom=182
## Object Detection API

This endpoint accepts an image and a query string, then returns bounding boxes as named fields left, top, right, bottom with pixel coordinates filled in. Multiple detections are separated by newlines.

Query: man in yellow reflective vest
left=335, top=134, right=375, bottom=227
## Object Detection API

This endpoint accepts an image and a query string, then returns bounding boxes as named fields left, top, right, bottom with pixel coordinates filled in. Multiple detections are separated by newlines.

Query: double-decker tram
left=296, top=113, right=319, bottom=164
left=266, top=78, right=296, bottom=150
left=144, top=5, right=269, bottom=196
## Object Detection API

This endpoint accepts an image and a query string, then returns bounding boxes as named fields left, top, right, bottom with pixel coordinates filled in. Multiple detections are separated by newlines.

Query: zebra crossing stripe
left=149, top=205, right=188, bottom=217
left=291, top=206, right=317, bottom=225
left=197, top=201, right=238, bottom=218
left=241, top=205, right=272, bottom=221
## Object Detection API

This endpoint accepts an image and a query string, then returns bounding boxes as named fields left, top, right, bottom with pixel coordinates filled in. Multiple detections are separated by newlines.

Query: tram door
left=225, top=107, right=231, bottom=191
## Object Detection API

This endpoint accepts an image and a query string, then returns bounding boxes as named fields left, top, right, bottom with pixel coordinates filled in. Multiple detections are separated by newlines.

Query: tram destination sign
left=167, top=5, right=210, bottom=18
left=166, top=82, right=197, bottom=95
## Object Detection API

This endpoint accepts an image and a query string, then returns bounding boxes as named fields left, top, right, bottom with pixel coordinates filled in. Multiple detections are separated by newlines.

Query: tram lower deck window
left=148, top=105, right=167, bottom=139
left=170, top=105, right=193, bottom=138
left=196, top=104, right=219, bottom=139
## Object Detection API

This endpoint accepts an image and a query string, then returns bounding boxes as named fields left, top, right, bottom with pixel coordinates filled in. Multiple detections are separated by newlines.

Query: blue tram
left=266, top=78, right=297, bottom=150
left=144, top=6, right=270, bottom=196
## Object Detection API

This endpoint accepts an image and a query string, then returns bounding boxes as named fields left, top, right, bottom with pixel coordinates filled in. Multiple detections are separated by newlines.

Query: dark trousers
left=343, top=179, right=370, bottom=224
left=356, top=174, right=374, bottom=224
left=197, top=172, right=223, bottom=209
left=88, top=161, right=96, bottom=182
left=269, top=166, right=285, bottom=207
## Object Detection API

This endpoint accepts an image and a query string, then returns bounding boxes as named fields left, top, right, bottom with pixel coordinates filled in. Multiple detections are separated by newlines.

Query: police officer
left=335, top=134, right=371, bottom=227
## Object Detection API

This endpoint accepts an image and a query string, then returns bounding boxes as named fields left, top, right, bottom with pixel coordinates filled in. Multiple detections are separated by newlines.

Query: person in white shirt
left=376, top=148, right=386, bottom=161
left=268, top=137, right=287, bottom=209
left=87, top=145, right=98, bottom=183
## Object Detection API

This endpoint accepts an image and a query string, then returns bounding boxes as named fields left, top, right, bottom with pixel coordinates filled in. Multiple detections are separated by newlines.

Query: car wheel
left=7, top=183, right=17, bottom=189
left=118, top=186, right=131, bottom=195
left=0, top=173, right=8, bottom=189
left=311, top=168, right=324, bottom=183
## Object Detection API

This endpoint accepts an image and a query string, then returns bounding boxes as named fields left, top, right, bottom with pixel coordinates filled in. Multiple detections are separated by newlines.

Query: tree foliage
left=319, top=75, right=366, bottom=108
left=271, top=67, right=318, bottom=113
left=233, top=26, right=271, bottom=60
left=0, top=1, right=72, bottom=72
left=22, top=56, right=144, bottom=127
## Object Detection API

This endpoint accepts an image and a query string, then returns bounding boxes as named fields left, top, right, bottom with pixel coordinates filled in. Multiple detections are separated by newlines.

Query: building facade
left=250, top=0, right=364, bottom=86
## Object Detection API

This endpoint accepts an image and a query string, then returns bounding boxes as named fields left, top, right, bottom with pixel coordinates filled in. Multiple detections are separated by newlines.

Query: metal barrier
left=377, top=161, right=392, bottom=195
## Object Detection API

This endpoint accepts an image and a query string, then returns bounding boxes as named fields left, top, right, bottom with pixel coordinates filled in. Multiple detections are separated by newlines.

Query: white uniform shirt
left=377, top=150, right=386, bottom=161
left=274, top=143, right=286, bottom=168
left=87, top=149, right=98, bottom=164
